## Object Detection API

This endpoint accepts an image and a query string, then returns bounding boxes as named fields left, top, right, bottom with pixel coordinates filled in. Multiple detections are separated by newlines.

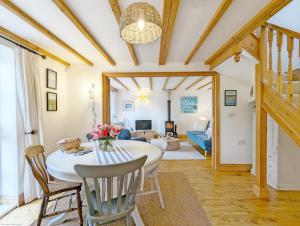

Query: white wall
left=39, top=58, right=70, bottom=155
left=278, top=127, right=300, bottom=189
left=116, top=85, right=212, bottom=134
left=65, top=65, right=102, bottom=142
left=219, top=75, right=253, bottom=164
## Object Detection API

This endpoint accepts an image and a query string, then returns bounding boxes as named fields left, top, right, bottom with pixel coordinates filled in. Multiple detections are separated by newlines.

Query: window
left=0, top=40, right=18, bottom=217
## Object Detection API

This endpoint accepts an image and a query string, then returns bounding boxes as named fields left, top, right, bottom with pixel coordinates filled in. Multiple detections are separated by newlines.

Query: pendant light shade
left=120, top=2, right=162, bottom=44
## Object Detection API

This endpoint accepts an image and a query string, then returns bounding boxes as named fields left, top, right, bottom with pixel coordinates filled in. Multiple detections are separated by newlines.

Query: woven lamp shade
left=120, top=2, right=162, bottom=44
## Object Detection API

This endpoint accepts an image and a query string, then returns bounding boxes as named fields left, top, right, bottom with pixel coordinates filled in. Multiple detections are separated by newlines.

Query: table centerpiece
left=89, top=124, right=120, bottom=151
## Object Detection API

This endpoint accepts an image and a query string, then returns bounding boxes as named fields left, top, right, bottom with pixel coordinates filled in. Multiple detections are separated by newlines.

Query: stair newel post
left=253, top=26, right=269, bottom=199
left=287, top=35, right=294, bottom=104
left=268, top=28, right=273, bottom=86
left=276, top=31, right=283, bottom=95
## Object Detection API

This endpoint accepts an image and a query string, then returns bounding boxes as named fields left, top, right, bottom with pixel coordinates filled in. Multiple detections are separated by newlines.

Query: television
left=135, top=120, right=152, bottom=130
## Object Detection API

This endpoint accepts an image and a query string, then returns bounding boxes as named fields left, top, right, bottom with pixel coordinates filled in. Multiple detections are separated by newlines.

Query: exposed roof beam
left=111, top=77, right=129, bottom=91
left=0, top=0, right=93, bottom=65
left=162, top=77, right=170, bottom=90
left=131, top=77, right=141, bottom=90
left=159, top=0, right=179, bottom=65
left=185, top=77, right=205, bottom=90
left=184, top=0, right=233, bottom=65
left=149, top=77, right=153, bottom=90
left=205, top=0, right=292, bottom=70
left=197, top=81, right=212, bottom=90
left=174, top=77, right=188, bottom=90
left=108, top=0, right=138, bottom=65
left=0, top=26, right=70, bottom=66
left=53, top=0, right=115, bottom=65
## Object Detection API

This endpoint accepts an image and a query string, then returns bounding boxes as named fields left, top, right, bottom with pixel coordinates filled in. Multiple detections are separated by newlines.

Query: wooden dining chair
left=139, top=141, right=167, bottom=209
left=24, top=145, right=83, bottom=226
left=74, top=155, right=147, bottom=226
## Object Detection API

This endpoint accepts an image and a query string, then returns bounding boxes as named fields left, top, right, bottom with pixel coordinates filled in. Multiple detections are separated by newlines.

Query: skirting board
left=0, top=195, right=18, bottom=205
left=216, top=164, right=252, bottom=172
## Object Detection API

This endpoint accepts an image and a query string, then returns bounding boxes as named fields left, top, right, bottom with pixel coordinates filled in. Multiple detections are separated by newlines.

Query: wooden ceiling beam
left=163, top=77, right=170, bottom=90
left=131, top=77, right=141, bottom=90
left=149, top=77, right=153, bottom=90
left=184, top=0, right=233, bottom=65
left=108, top=0, right=138, bottom=65
left=185, top=77, right=205, bottom=90
left=174, top=77, right=188, bottom=90
left=159, top=0, right=179, bottom=65
left=53, top=0, right=115, bottom=65
left=0, top=26, right=70, bottom=66
left=0, top=0, right=93, bottom=65
left=104, top=71, right=217, bottom=77
left=111, top=77, right=129, bottom=91
left=197, top=81, right=212, bottom=90
left=205, top=0, right=292, bottom=70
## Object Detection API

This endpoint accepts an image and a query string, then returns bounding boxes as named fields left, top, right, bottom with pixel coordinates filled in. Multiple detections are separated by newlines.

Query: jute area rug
left=37, top=172, right=211, bottom=226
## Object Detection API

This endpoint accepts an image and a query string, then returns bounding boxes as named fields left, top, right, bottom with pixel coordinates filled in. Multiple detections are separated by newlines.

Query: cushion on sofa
left=192, top=119, right=208, bottom=132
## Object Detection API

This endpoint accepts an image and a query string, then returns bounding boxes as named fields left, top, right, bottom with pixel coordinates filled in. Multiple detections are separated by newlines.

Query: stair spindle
left=287, top=35, right=294, bottom=104
left=277, top=31, right=283, bottom=95
left=268, top=28, right=274, bottom=86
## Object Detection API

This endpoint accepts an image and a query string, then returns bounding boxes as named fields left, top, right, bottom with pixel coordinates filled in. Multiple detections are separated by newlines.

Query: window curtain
left=15, top=47, right=44, bottom=203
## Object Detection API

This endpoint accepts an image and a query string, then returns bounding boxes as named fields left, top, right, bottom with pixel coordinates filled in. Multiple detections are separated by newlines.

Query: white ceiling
left=110, top=76, right=212, bottom=91
left=0, top=0, right=272, bottom=67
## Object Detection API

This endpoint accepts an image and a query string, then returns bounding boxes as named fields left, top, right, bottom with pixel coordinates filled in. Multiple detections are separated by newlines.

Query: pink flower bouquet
left=90, top=124, right=121, bottom=151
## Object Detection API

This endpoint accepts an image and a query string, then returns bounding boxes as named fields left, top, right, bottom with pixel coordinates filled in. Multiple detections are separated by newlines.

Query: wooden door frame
left=102, top=71, right=220, bottom=170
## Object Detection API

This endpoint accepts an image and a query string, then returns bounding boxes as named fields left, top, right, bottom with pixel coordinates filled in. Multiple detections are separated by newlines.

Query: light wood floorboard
left=160, top=160, right=300, bottom=226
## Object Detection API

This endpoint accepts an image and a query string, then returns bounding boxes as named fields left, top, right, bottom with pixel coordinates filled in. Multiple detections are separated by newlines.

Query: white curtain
left=15, top=48, right=44, bottom=203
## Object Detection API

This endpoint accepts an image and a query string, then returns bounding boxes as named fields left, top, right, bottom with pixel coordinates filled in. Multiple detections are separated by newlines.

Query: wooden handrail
left=265, top=22, right=300, bottom=39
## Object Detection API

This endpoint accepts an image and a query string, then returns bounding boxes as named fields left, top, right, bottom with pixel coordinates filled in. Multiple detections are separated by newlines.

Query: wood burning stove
left=165, top=90, right=175, bottom=136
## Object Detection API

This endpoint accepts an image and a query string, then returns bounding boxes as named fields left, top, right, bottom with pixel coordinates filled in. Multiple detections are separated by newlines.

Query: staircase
left=261, top=24, right=300, bottom=146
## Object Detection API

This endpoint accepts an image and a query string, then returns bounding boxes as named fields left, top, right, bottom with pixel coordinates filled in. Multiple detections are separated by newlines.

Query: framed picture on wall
left=46, top=69, right=57, bottom=90
left=122, top=101, right=135, bottom=111
left=47, top=92, right=57, bottom=111
left=224, top=90, right=237, bottom=106
left=180, top=96, right=198, bottom=113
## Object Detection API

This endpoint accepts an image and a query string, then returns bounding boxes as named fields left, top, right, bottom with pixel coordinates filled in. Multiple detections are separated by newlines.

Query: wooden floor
left=1, top=160, right=300, bottom=225
left=160, top=160, right=300, bottom=226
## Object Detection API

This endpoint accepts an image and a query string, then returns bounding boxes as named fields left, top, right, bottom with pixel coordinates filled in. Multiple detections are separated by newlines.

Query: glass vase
left=99, top=139, right=113, bottom=151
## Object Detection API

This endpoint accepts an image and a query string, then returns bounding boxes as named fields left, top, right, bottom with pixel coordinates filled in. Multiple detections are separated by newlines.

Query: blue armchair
left=118, top=129, right=147, bottom=142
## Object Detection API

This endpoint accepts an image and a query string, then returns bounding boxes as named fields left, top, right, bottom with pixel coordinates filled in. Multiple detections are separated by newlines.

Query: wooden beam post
left=102, top=74, right=110, bottom=124
left=253, top=26, right=269, bottom=199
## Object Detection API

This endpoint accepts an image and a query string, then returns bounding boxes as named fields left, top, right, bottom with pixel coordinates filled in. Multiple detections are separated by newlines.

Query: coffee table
left=150, top=137, right=181, bottom=151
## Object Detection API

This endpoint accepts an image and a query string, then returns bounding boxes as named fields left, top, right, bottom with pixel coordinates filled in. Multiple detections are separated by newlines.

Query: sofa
left=118, top=129, right=147, bottom=142
left=187, top=121, right=212, bottom=154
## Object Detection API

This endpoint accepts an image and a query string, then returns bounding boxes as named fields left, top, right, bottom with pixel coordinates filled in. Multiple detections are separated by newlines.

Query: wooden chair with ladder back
left=24, top=145, right=83, bottom=226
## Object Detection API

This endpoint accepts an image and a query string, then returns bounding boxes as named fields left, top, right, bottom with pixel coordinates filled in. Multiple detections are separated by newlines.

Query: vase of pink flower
left=90, top=124, right=121, bottom=151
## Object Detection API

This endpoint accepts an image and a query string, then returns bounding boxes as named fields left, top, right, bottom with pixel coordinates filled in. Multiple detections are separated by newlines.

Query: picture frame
left=180, top=96, right=198, bottom=113
left=122, top=101, right=135, bottom=111
left=46, top=69, right=57, bottom=90
left=224, top=90, right=237, bottom=106
left=47, top=92, right=57, bottom=111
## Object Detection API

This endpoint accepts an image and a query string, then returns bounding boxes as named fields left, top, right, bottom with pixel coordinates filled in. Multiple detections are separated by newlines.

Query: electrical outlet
left=238, top=140, right=247, bottom=145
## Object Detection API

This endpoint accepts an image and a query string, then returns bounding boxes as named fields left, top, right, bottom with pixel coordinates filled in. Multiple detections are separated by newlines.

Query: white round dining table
left=46, top=140, right=162, bottom=182
left=46, top=140, right=162, bottom=226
